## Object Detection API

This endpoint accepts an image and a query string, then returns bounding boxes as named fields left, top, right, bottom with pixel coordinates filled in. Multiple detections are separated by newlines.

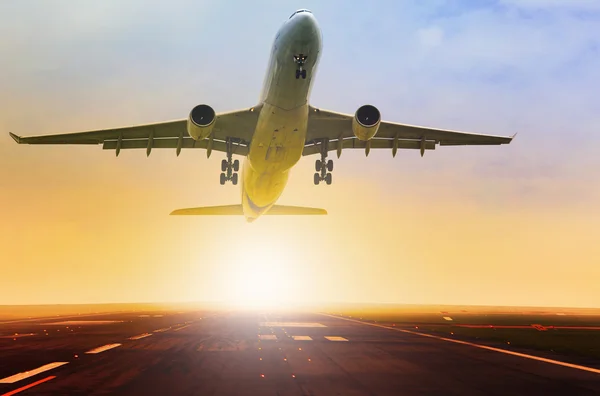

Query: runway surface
left=0, top=309, right=599, bottom=395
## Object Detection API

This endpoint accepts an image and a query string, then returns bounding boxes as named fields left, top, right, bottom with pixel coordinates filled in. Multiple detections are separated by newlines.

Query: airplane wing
left=303, top=106, right=514, bottom=157
left=8, top=107, right=260, bottom=157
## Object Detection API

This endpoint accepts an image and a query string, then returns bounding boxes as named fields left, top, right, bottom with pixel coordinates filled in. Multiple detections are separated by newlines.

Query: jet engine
left=352, top=104, right=381, bottom=141
left=187, top=104, right=216, bottom=140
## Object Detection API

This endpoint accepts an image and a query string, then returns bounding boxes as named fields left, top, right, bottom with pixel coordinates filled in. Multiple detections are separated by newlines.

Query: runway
left=0, top=309, right=599, bottom=395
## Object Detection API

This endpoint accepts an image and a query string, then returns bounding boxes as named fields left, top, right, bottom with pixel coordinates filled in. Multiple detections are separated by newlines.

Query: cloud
left=499, top=0, right=600, bottom=11
left=417, top=26, right=445, bottom=47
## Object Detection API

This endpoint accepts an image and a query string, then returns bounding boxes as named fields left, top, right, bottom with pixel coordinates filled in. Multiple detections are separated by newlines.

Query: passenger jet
left=9, top=9, right=514, bottom=222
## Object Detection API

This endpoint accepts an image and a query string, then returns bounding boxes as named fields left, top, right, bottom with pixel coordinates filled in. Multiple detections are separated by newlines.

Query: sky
left=1, top=0, right=599, bottom=308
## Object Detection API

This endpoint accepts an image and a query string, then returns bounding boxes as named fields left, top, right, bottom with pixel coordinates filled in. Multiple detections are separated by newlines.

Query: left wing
left=9, top=108, right=260, bottom=157
left=303, top=106, right=514, bottom=157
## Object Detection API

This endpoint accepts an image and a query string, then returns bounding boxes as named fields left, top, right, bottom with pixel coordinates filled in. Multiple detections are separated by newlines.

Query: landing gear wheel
left=233, top=159, right=240, bottom=172
left=220, top=173, right=226, bottom=185
left=325, top=173, right=332, bottom=185
left=301, top=70, right=307, bottom=79
left=295, top=70, right=301, bottom=79
left=315, top=159, right=322, bottom=172
left=221, top=159, right=228, bottom=172
left=314, top=173, right=320, bottom=185
left=327, top=160, right=334, bottom=172
left=232, top=173, right=238, bottom=185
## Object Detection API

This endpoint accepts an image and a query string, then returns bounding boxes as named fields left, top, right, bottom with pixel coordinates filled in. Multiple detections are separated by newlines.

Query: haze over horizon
left=1, top=1, right=599, bottom=308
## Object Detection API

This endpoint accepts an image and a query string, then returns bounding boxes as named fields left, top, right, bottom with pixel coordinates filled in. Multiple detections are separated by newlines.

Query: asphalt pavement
left=0, top=309, right=599, bottom=395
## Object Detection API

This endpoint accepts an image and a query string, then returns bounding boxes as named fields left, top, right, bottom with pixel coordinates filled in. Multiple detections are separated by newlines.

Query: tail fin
left=170, top=204, right=327, bottom=216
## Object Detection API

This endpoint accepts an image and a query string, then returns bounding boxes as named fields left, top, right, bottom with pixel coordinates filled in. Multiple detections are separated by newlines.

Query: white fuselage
left=241, top=10, right=322, bottom=221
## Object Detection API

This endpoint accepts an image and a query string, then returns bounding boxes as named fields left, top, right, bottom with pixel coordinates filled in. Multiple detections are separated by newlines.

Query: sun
left=217, top=235, right=300, bottom=309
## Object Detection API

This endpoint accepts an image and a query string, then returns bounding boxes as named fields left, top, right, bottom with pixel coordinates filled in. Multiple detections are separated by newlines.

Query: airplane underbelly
left=242, top=102, right=308, bottom=218
left=247, top=102, right=307, bottom=173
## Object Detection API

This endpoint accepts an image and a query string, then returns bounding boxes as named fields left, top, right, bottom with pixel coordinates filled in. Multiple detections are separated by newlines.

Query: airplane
left=9, top=9, right=514, bottom=222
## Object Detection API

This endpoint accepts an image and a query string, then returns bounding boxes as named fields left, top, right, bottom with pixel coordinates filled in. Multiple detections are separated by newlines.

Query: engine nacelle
left=352, top=104, right=381, bottom=141
left=187, top=104, right=216, bottom=140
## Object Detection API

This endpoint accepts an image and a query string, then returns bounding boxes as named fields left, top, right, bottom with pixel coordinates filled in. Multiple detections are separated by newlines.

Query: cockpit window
left=289, top=9, right=312, bottom=19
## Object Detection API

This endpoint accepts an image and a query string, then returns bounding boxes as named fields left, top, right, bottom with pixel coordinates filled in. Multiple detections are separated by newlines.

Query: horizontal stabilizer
left=170, top=204, right=327, bottom=216
left=265, top=205, right=327, bottom=215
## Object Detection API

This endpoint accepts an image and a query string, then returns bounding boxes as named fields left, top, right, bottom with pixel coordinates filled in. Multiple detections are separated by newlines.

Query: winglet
left=9, top=132, right=21, bottom=144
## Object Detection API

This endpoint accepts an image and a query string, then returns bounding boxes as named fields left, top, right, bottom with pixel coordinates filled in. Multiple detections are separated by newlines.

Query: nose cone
left=290, top=11, right=320, bottom=39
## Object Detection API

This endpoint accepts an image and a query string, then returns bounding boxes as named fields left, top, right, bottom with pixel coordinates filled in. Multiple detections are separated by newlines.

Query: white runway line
left=443, top=316, right=453, bottom=321
left=259, top=334, right=277, bottom=340
left=128, top=333, right=152, bottom=340
left=43, top=320, right=122, bottom=325
left=0, top=362, right=69, bottom=384
left=85, top=343, right=122, bottom=354
left=259, top=322, right=326, bottom=328
left=325, top=336, right=348, bottom=342
left=320, top=313, right=600, bottom=375
left=173, top=324, right=190, bottom=332
left=153, top=327, right=171, bottom=333
left=0, top=333, right=36, bottom=339
left=292, top=336, right=313, bottom=341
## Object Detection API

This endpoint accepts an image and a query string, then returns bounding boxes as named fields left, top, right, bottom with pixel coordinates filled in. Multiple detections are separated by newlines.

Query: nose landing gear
left=294, top=54, right=307, bottom=79
left=220, top=139, right=240, bottom=185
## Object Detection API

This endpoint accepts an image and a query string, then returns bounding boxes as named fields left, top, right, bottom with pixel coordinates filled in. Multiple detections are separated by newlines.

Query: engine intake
left=187, top=104, right=216, bottom=140
left=352, top=104, right=381, bottom=141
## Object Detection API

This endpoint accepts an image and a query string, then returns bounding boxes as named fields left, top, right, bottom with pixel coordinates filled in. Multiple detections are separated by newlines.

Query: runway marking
left=85, top=343, right=122, bottom=354
left=259, top=334, right=277, bottom=340
left=0, top=363, right=68, bottom=384
left=292, top=336, right=312, bottom=341
left=321, top=313, right=600, bottom=375
left=0, top=375, right=56, bottom=395
left=443, top=316, right=453, bottom=321
left=128, top=333, right=152, bottom=340
left=173, top=324, right=190, bottom=332
left=153, top=327, right=171, bottom=333
left=325, top=336, right=348, bottom=342
left=259, top=322, right=326, bottom=328
left=43, top=320, right=122, bottom=325
left=0, top=333, right=36, bottom=339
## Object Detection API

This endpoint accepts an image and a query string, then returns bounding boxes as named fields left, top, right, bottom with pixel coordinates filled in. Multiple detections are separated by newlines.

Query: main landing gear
left=314, top=143, right=333, bottom=185
left=294, top=54, right=307, bottom=79
left=220, top=139, right=239, bottom=185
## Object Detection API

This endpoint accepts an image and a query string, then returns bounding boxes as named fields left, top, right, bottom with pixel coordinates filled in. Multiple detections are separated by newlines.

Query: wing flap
left=303, top=137, right=436, bottom=156
left=102, top=137, right=249, bottom=155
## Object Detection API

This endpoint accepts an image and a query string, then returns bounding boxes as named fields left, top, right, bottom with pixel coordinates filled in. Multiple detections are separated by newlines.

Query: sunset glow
left=1, top=1, right=599, bottom=308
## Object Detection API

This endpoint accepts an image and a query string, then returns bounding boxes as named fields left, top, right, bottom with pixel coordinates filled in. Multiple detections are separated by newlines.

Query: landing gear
left=219, top=139, right=239, bottom=185
left=294, top=54, right=308, bottom=79
left=313, top=140, right=333, bottom=185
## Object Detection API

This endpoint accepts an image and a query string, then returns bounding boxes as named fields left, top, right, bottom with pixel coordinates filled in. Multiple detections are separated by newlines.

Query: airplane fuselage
left=242, top=10, right=322, bottom=221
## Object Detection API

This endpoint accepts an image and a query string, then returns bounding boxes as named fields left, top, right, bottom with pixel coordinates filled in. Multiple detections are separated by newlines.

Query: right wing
left=9, top=107, right=261, bottom=157
left=304, top=106, right=514, bottom=156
